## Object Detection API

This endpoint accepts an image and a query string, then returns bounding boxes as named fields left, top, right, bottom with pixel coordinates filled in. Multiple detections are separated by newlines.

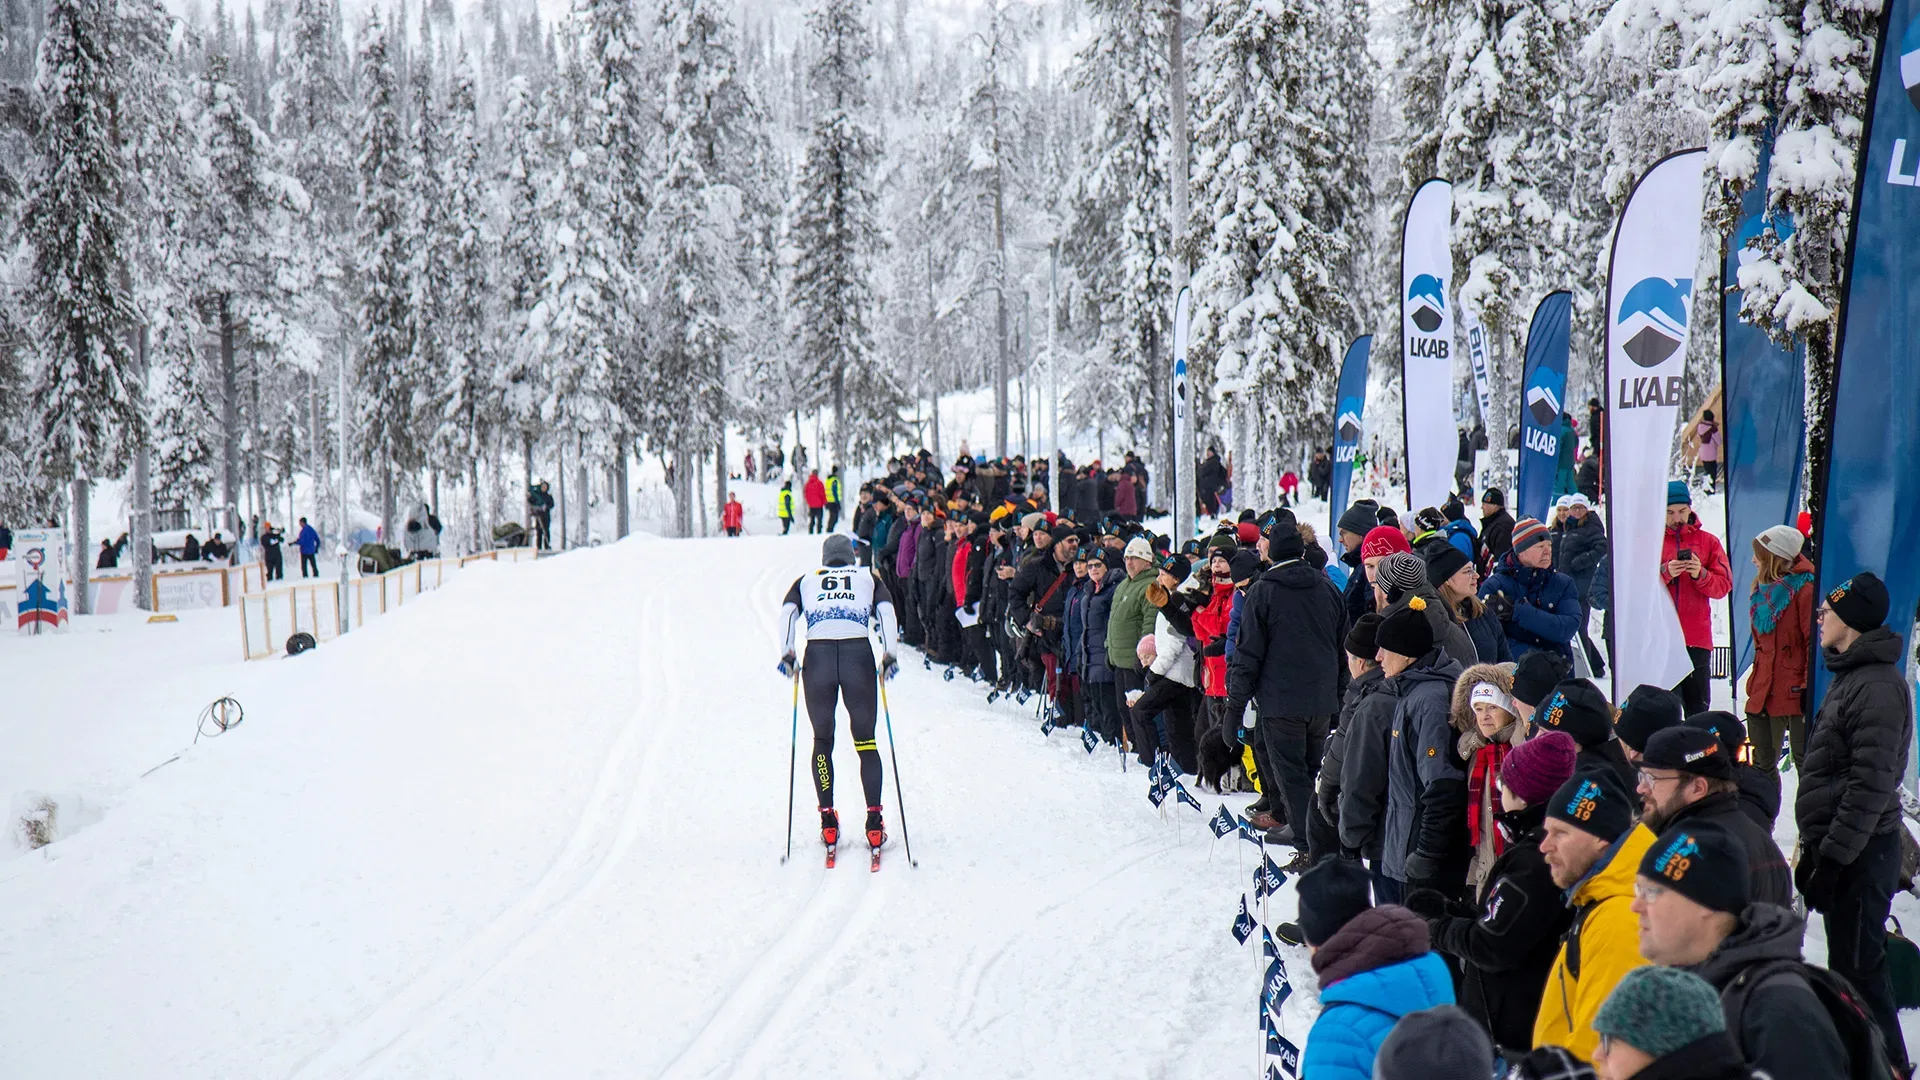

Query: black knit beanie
left=1296, top=857, right=1373, bottom=946
left=1534, top=679, right=1615, bottom=750
left=1376, top=597, right=1436, bottom=658
left=1827, top=571, right=1891, bottom=632
left=1424, top=543, right=1471, bottom=590
left=1546, top=764, right=1636, bottom=841
left=1640, top=820, right=1750, bottom=915
left=1511, top=650, right=1572, bottom=708
left=1337, top=500, right=1380, bottom=538
left=1615, top=684, right=1685, bottom=753
left=1345, top=612, right=1383, bottom=659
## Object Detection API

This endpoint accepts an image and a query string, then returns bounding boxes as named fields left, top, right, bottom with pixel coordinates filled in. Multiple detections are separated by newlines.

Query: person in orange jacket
left=1661, top=482, right=1732, bottom=713
left=722, top=492, right=745, bottom=537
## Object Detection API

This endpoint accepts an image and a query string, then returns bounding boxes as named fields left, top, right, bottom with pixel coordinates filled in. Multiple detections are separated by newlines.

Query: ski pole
left=877, top=676, right=918, bottom=868
left=780, top=667, right=800, bottom=864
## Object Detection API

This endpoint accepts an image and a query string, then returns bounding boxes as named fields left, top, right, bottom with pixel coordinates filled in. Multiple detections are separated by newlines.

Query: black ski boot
left=865, top=806, right=887, bottom=850
left=820, top=808, right=840, bottom=848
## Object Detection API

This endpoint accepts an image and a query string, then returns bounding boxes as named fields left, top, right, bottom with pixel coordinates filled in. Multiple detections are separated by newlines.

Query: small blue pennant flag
left=1174, top=783, right=1203, bottom=812
left=1081, top=726, right=1098, bottom=753
left=1263, top=957, right=1292, bottom=1011
left=1210, top=805, right=1237, bottom=838
left=1148, top=779, right=1169, bottom=807
left=1273, top=1035, right=1301, bottom=1077
left=1266, top=1023, right=1285, bottom=1056
left=1232, top=895, right=1255, bottom=944
left=1254, top=854, right=1286, bottom=900
left=1237, top=816, right=1261, bottom=843
left=1262, top=927, right=1277, bottom=959
left=1267, top=1066, right=1284, bottom=1080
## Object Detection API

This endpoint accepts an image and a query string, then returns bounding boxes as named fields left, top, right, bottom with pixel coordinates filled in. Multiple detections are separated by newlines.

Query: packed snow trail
left=0, top=534, right=1259, bottom=1079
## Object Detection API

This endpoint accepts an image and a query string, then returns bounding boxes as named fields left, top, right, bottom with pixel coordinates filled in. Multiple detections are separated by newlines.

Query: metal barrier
left=238, top=547, right=538, bottom=660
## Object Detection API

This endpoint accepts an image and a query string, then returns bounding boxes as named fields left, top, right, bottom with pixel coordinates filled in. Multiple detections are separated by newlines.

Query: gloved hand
left=1402, top=887, right=1450, bottom=921
left=964, top=602, right=977, bottom=616
left=1237, top=710, right=1257, bottom=747
left=777, top=651, right=797, bottom=678
left=1402, top=850, right=1442, bottom=886
left=881, top=653, right=900, bottom=682
left=1797, top=855, right=1843, bottom=913
left=1485, top=590, right=1515, bottom=622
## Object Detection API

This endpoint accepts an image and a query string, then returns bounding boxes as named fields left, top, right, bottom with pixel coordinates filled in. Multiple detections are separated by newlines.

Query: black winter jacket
left=1226, top=559, right=1348, bottom=720
left=1796, top=628, right=1915, bottom=866
left=1554, top=513, right=1607, bottom=601
left=1687, top=903, right=1852, bottom=1080
left=1338, top=669, right=1400, bottom=861
left=915, top=528, right=941, bottom=585
left=1664, top=791, right=1793, bottom=907
left=1629, top=1033, right=1760, bottom=1080
left=1340, top=547, right=1373, bottom=623
left=1480, top=508, right=1515, bottom=564
left=1734, top=763, right=1780, bottom=829
left=1320, top=666, right=1383, bottom=826
left=1426, top=803, right=1571, bottom=1052
left=1578, top=739, right=1640, bottom=797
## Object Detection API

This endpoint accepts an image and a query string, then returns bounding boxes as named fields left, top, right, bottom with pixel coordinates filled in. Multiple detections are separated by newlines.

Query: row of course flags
left=1320, top=0, right=1920, bottom=727
left=1207, top=802, right=1304, bottom=1079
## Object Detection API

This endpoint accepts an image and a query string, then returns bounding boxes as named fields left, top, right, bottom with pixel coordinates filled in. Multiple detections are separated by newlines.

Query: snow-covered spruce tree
left=789, top=0, right=904, bottom=467
left=495, top=72, right=552, bottom=491
left=404, top=17, right=448, bottom=498
left=1066, top=0, right=1172, bottom=461
left=25, top=0, right=141, bottom=607
left=1439, top=0, right=1585, bottom=481
left=1395, top=0, right=1460, bottom=189
left=1735, top=0, right=1879, bottom=513
left=521, top=18, right=629, bottom=513
left=271, top=0, right=353, bottom=269
left=433, top=50, right=495, bottom=550
left=352, top=7, right=416, bottom=537
left=648, top=0, right=764, bottom=535
left=1186, top=0, right=1360, bottom=460
left=924, top=0, right=1027, bottom=458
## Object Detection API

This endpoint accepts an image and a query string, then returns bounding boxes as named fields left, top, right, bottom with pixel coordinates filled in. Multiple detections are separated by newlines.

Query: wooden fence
left=238, top=548, right=538, bottom=660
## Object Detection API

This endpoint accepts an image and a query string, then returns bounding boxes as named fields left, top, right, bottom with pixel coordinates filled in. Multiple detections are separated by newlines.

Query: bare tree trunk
left=132, top=323, right=153, bottom=610
left=1167, top=0, right=1189, bottom=525
left=380, top=457, right=395, bottom=545
left=574, top=434, right=589, bottom=545
left=697, top=456, right=709, bottom=537
left=557, top=439, right=568, bottom=549
left=248, top=343, right=266, bottom=544
left=307, top=371, right=321, bottom=524
left=71, top=477, right=90, bottom=616
left=220, top=296, right=239, bottom=538
left=712, top=435, right=726, bottom=529
left=616, top=443, right=631, bottom=539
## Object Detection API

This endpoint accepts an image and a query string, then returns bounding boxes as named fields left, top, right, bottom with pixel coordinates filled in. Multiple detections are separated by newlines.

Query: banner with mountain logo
left=1400, top=179, right=1455, bottom=512
left=1814, top=0, right=1920, bottom=713
left=1516, top=291, right=1572, bottom=523
left=1602, top=148, right=1707, bottom=700
left=1330, top=334, right=1373, bottom=543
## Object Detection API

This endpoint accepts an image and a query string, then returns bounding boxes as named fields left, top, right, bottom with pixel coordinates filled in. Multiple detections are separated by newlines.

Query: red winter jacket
left=721, top=500, right=744, bottom=529
left=803, top=476, right=826, bottom=509
left=1745, top=555, right=1815, bottom=718
left=1191, top=581, right=1237, bottom=697
left=951, top=540, right=973, bottom=611
left=1660, top=516, right=1733, bottom=651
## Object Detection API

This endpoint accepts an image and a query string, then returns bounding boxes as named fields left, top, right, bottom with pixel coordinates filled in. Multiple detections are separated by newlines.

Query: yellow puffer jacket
left=1532, top=823, right=1654, bottom=1060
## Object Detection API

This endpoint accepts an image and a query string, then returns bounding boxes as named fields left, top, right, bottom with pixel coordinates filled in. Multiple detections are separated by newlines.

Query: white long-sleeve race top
left=780, top=565, right=899, bottom=655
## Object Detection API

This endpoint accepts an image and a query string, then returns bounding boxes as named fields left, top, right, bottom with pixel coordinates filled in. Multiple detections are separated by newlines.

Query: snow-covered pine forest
left=0, top=0, right=1877, bottom=577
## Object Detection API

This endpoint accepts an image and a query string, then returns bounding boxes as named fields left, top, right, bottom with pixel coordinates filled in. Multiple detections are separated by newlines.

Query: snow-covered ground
left=0, top=533, right=1268, bottom=1079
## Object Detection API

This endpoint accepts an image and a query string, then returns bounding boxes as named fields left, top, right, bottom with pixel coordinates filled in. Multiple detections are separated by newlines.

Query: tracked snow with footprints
left=0, top=533, right=1259, bottom=1079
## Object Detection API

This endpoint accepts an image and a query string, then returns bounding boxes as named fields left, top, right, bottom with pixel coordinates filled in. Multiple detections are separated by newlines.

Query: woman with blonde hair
left=1744, top=524, right=1814, bottom=772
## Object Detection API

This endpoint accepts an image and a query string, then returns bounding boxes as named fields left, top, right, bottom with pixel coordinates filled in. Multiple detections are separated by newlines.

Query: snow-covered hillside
left=0, top=534, right=1268, bottom=1079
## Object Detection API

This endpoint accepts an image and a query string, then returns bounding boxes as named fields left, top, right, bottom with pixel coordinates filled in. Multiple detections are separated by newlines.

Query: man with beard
left=1634, top=725, right=1791, bottom=907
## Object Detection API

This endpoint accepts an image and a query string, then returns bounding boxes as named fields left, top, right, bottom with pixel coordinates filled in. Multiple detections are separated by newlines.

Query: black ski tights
left=803, top=639, right=883, bottom=812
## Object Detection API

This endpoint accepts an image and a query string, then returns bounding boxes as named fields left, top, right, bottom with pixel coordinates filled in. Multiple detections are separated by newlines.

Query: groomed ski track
left=0, top=533, right=1262, bottom=1079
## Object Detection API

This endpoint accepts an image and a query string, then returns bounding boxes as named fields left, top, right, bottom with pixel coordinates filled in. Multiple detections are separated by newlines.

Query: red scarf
left=1467, top=742, right=1512, bottom=855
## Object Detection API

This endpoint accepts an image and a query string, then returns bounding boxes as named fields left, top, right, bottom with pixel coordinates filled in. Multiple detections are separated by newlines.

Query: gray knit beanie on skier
left=822, top=535, right=856, bottom=567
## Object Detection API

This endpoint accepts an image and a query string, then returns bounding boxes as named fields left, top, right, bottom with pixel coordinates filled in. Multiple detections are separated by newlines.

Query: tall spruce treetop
left=26, top=0, right=140, bottom=475
left=1067, top=0, right=1173, bottom=444
left=495, top=72, right=552, bottom=449
left=1188, top=0, right=1358, bottom=450
left=272, top=0, right=351, bottom=250
left=790, top=0, right=902, bottom=466
left=432, top=50, right=494, bottom=472
left=353, top=7, right=418, bottom=472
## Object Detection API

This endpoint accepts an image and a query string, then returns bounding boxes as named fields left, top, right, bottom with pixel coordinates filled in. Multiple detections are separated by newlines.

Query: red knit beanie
left=1500, top=730, right=1578, bottom=806
left=1360, top=525, right=1412, bottom=560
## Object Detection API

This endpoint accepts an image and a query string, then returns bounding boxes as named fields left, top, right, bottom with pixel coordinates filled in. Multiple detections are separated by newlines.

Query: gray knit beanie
left=1592, top=967, right=1725, bottom=1058
left=1371, top=1005, right=1495, bottom=1080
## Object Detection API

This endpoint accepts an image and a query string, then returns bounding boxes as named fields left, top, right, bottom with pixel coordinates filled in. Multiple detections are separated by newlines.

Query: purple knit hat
left=1501, top=731, right=1578, bottom=806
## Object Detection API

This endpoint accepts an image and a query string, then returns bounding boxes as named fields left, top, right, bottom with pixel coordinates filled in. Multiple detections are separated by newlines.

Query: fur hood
left=1450, top=662, right=1522, bottom=752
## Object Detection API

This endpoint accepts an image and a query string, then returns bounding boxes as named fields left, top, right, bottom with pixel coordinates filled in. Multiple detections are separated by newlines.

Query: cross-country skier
left=779, top=534, right=901, bottom=863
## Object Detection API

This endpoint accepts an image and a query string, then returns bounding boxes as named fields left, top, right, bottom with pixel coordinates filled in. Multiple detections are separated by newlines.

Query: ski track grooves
left=285, top=566, right=687, bottom=1080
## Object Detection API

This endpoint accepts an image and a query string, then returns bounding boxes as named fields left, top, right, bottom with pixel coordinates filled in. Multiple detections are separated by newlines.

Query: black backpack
left=1719, top=958, right=1897, bottom=1080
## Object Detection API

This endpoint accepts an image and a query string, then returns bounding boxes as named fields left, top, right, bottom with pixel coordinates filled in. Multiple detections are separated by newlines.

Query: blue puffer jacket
left=1478, top=551, right=1583, bottom=662
left=1442, top=518, right=1478, bottom=560
left=1302, top=906, right=1455, bottom=1080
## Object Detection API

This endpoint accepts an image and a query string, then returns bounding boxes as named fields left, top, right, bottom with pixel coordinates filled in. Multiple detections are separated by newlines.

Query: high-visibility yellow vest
left=827, top=476, right=842, bottom=503
left=778, top=490, right=794, bottom=517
